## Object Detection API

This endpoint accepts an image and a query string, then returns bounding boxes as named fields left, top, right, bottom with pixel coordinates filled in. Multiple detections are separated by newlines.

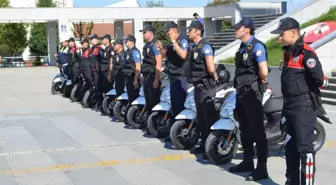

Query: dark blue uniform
left=123, top=47, right=141, bottom=104
left=233, top=35, right=268, bottom=170
left=141, top=40, right=162, bottom=113
left=166, top=37, right=189, bottom=119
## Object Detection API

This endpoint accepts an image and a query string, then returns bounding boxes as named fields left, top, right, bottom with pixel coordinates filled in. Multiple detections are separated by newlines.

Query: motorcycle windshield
left=220, top=91, right=237, bottom=118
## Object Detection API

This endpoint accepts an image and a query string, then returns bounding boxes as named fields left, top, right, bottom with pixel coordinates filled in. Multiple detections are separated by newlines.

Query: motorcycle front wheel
left=127, top=105, right=146, bottom=129
left=82, top=90, right=91, bottom=108
left=205, top=130, right=238, bottom=165
left=51, top=81, right=62, bottom=94
left=170, top=120, right=200, bottom=150
left=102, top=96, right=114, bottom=115
left=113, top=100, right=127, bottom=122
left=147, top=111, right=171, bottom=138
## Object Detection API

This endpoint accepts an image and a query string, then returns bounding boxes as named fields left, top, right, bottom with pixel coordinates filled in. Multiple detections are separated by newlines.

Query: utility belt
left=236, top=80, right=265, bottom=95
left=193, top=77, right=216, bottom=91
left=283, top=92, right=321, bottom=111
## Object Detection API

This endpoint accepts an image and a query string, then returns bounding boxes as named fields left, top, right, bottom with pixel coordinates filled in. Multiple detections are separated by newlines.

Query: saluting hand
left=168, top=31, right=178, bottom=42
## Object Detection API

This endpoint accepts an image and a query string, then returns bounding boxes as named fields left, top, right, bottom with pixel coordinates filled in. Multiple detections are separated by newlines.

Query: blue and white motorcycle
left=169, top=83, right=235, bottom=150
left=205, top=88, right=330, bottom=164
left=51, top=63, right=72, bottom=95
left=101, top=82, right=118, bottom=116
left=126, top=86, right=147, bottom=128
left=147, top=84, right=194, bottom=138
left=112, top=87, right=128, bottom=122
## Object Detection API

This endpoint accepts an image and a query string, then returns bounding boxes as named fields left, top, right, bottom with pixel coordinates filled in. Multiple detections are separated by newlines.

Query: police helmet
left=217, top=68, right=230, bottom=84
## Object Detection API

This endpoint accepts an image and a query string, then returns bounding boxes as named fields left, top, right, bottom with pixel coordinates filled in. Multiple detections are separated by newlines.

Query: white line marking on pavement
left=0, top=140, right=162, bottom=157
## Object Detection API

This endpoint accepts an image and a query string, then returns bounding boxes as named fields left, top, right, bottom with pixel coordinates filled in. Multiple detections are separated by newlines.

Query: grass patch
left=219, top=7, right=336, bottom=66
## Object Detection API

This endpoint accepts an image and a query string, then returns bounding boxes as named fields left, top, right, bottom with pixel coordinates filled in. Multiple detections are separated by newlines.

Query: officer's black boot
left=245, top=163, right=269, bottom=181
left=229, top=160, right=254, bottom=173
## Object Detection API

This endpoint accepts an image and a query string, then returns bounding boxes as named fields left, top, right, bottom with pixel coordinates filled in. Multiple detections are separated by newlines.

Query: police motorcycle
left=112, top=84, right=128, bottom=122
left=146, top=84, right=194, bottom=138
left=70, top=71, right=87, bottom=102
left=51, top=63, right=72, bottom=95
left=169, top=65, right=234, bottom=150
left=126, top=66, right=169, bottom=129
left=204, top=88, right=331, bottom=165
left=101, top=82, right=117, bottom=116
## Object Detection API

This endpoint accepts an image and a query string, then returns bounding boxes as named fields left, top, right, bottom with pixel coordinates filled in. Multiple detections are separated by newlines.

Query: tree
left=145, top=0, right=170, bottom=47
left=0, top=0, right=28, bottom=56
left=72, top=21, right=94, bottom=41
left=206, top=0, right=240, bottom=7
left=28, top=0, right=56, bottom=57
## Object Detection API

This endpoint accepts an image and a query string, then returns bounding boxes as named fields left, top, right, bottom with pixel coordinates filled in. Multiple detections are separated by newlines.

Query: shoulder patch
left=256, top=50, right=262, bottom=56
left=306, top=58, right=316, bottom=68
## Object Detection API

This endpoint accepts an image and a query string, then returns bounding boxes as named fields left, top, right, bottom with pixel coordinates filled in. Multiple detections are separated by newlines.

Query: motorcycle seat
left=263, top=96, right=283, bottom=114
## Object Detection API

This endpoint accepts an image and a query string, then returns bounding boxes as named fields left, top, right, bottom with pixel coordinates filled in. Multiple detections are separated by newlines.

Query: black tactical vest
left=112, top=51, right=125, bottom=76
left=166, top=35, right=189, bottom=77
left=101, top=45, right=113, bottom=65
left=123, top=47, right=140, bottom=76
left=188, top=39, right=213, bottom=83
left=141, top=39, right=157, bottom=74
left=233, top=37, right=268, bottom=90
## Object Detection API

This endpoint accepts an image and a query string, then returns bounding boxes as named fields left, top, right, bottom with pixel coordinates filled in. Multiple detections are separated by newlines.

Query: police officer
left=55, top=40, right=69, bottom=76
left=229, top=17, right=269, bottom=181
left=67, top=37, right=81, bottom=84
left=90, top=34, right=104, bottom=89
left=270, top=17, right=327, bottom=185
left=98, top=34, right=114, bottom=108
left=79, top=39, right=92, bottom=86
left=124, top=34, right=141, bottom=104
left=186, top=21, right=219, bottom=155
left=156, top=21, right=189, bottom=140
left=111, top=39, right=126, bottom=98
left=139, top=25, right=162, bottom=131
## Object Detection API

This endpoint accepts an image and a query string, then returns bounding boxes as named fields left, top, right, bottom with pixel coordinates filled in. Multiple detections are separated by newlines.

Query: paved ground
left=0, top=67, right=335, bottom=185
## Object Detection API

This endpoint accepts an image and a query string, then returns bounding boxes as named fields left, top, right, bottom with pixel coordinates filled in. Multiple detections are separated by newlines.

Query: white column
left=58, top=19, right=71, bottom=42
left=47, top=21, right=57, bottom=66
left=114, top=21, right=124, bottom=39
left=133, top=18, right=144, bottom=51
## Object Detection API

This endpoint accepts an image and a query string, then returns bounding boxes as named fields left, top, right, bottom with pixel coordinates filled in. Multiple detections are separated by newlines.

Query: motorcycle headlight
left=139, top=87, right=144, bottom=96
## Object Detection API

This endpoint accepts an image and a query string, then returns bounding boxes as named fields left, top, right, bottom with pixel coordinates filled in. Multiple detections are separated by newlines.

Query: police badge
left=116, top=57, right=119, bottom=62
left=194, top=52, right=198, bottom=59
left=147, top=47, right=150, bottom=53
left=243, top=53, right=248, bottom=61
left=126, top=55, right=130, bottom=60
left=111, top=51, right=114, bottom=56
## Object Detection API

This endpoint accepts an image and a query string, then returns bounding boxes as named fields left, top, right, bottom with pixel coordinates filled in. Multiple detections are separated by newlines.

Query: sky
left=73, top=0, right=311, bottom=12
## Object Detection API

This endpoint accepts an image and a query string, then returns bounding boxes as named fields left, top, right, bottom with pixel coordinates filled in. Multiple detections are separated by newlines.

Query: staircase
left=207, top=13, right=283, bottom=50
left=321, top=70, right=336, bottom=105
